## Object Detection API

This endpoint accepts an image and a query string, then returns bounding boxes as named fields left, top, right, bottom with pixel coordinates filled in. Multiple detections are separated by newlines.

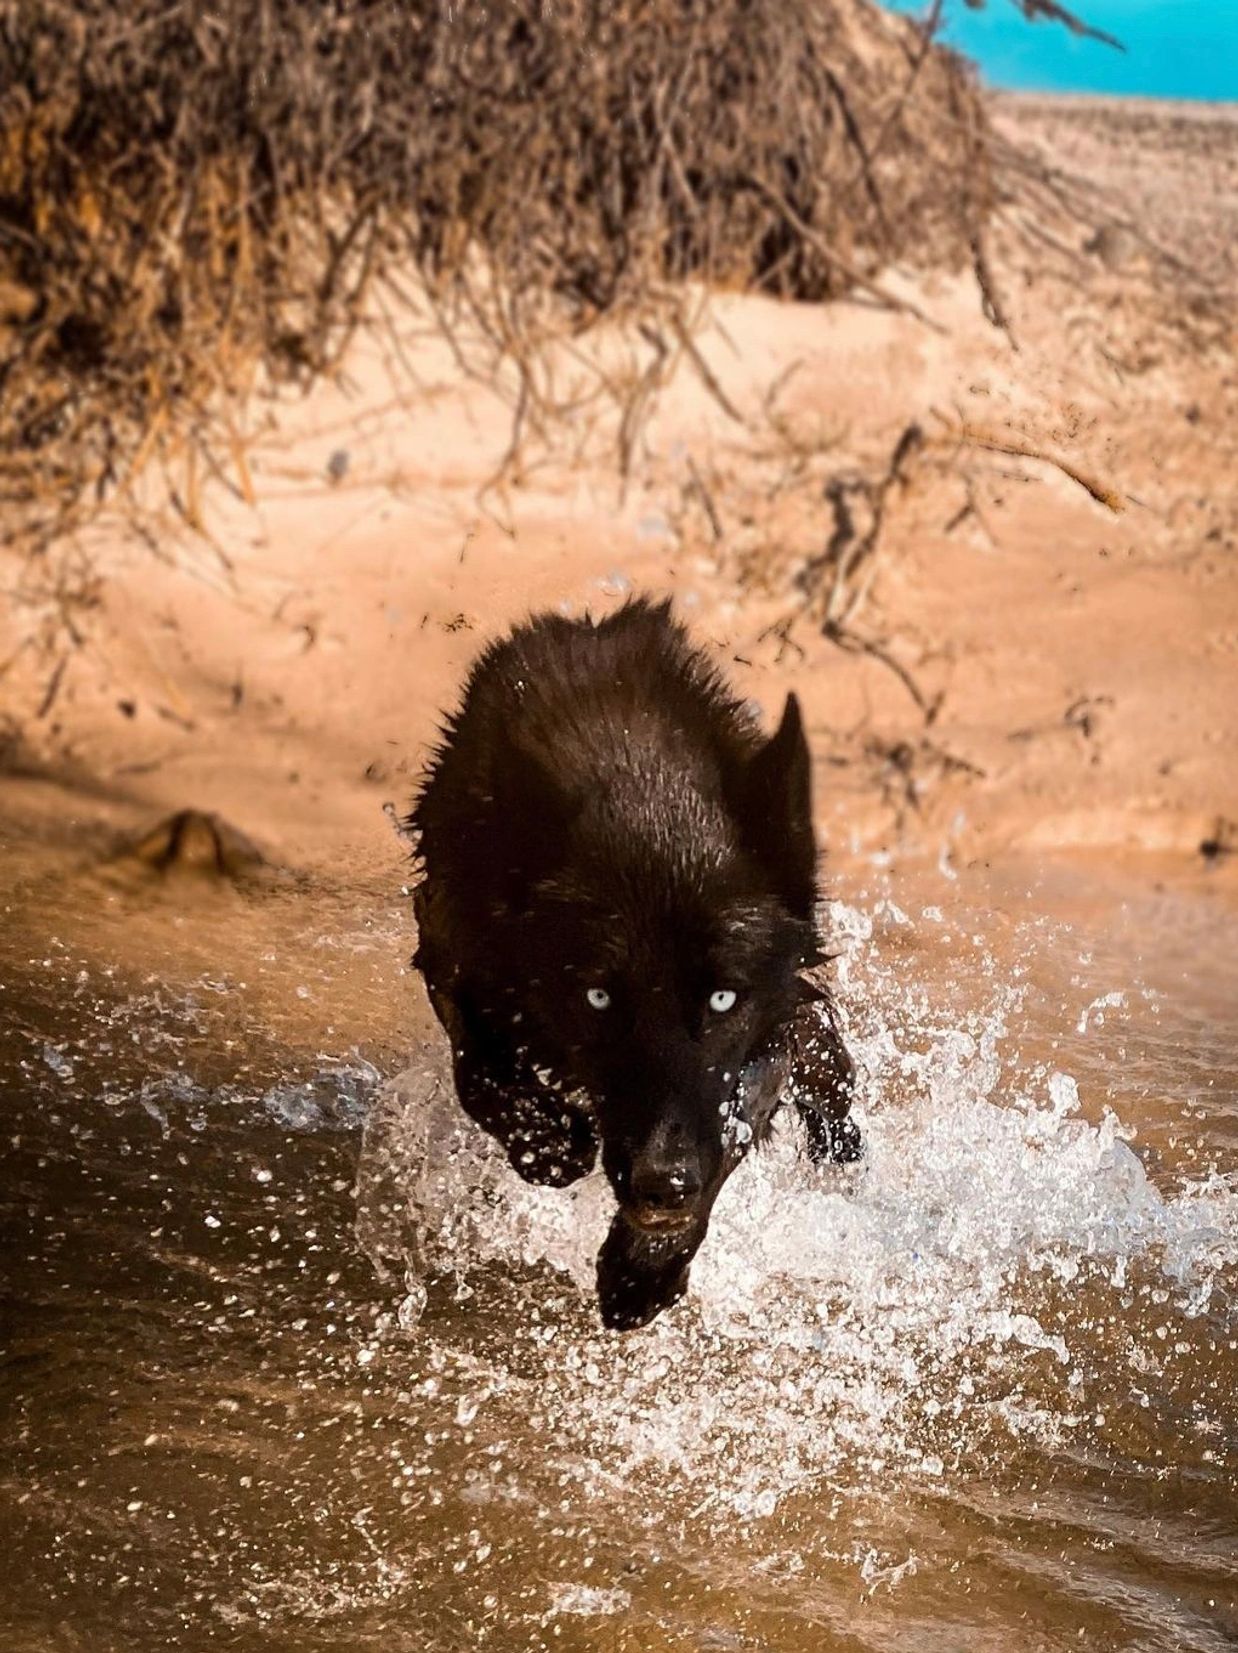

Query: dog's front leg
left=596, top=1209, right=711, bottom=1331
left=428, top=979, right=599, bottom=1188
left=785, top=994, right=862, bottom=1165
left=457, top=1054, right=599, bottom=1188
left=415, top=885, right=597, bottom=1186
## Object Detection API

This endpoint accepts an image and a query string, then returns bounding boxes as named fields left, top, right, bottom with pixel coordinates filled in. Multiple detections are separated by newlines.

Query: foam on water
left=355, top=902, right=1238, bottom=1515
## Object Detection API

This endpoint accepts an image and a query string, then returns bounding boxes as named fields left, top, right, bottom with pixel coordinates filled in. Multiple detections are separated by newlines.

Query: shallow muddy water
left=2, top=826, right=1235, bottom=1652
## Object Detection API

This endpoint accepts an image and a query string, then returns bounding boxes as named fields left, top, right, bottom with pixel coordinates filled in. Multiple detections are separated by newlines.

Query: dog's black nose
left=630, top=1155, right=702, bottom=1210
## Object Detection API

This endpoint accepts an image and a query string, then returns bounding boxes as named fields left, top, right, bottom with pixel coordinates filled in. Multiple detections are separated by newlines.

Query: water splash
left=263, top=1057, right=382, bottom=1133
left=355, top=901, right=1238, bottom=1516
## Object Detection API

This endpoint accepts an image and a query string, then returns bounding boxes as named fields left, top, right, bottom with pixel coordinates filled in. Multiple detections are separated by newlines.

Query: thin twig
left=931, top=414, right=1125, bottom=513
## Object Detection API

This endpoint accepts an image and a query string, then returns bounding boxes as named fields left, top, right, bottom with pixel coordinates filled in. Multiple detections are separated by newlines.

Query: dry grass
left=0, top=0, right=1003, bottom=551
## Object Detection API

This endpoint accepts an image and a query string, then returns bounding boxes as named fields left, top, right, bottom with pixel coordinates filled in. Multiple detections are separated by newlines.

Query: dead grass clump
left=1, top=0, right=993, bottom=548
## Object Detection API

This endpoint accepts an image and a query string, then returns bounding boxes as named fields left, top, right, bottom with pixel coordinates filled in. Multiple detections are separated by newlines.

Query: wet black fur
left=409, top=597, right=859, bottom=1329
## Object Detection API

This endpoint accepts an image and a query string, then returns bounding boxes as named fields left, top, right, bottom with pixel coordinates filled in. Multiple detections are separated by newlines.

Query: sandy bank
left=2, top=97, right=1235, bottom=892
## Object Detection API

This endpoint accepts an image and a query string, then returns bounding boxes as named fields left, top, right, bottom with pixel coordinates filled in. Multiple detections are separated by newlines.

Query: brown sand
left=2, top=95, right=1236, bottom=888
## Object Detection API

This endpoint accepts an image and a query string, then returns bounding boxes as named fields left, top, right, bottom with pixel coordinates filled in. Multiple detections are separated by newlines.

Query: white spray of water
left=356, top=901, right=1237, bottom=1514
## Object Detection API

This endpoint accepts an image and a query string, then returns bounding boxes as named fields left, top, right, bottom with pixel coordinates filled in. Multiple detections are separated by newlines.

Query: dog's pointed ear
left=738, top=693, right=816, bottom=918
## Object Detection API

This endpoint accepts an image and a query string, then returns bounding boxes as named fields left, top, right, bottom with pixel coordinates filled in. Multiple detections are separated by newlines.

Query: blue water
left=884, top=1, right=1238, bottom=102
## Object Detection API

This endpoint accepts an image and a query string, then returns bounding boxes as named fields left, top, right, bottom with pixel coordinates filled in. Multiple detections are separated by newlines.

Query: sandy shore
left=2, top=94, right=1235, bottom=889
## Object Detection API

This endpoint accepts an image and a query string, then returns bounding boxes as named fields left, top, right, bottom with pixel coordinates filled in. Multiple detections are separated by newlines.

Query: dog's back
left=413, top=598, right=800, bottom=957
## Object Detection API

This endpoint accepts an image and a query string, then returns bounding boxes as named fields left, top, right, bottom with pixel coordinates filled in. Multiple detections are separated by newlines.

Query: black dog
left=409, top=597, right=859, bottom=1329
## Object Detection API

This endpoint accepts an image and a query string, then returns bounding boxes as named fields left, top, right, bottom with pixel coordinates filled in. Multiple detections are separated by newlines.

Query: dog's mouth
left=622, top=1202, right=699, bottom=1235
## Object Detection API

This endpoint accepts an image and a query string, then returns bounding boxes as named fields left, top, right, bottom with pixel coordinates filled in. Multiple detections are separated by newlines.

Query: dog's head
left=512, top=694, right=819, bottom=1231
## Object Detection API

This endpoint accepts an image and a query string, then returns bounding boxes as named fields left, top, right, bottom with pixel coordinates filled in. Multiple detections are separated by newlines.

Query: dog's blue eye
left=586, top=987, right=611, bottom=1010
left=709, top=989, right=737, bottom=1013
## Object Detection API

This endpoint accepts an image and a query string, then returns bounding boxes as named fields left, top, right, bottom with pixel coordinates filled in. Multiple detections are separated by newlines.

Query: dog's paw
left=596, top=1216, right=694, bottom=1330
left=505, top=1102, right=599, bottom=1187
left=597, top=1255, right=690, bottom=1331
